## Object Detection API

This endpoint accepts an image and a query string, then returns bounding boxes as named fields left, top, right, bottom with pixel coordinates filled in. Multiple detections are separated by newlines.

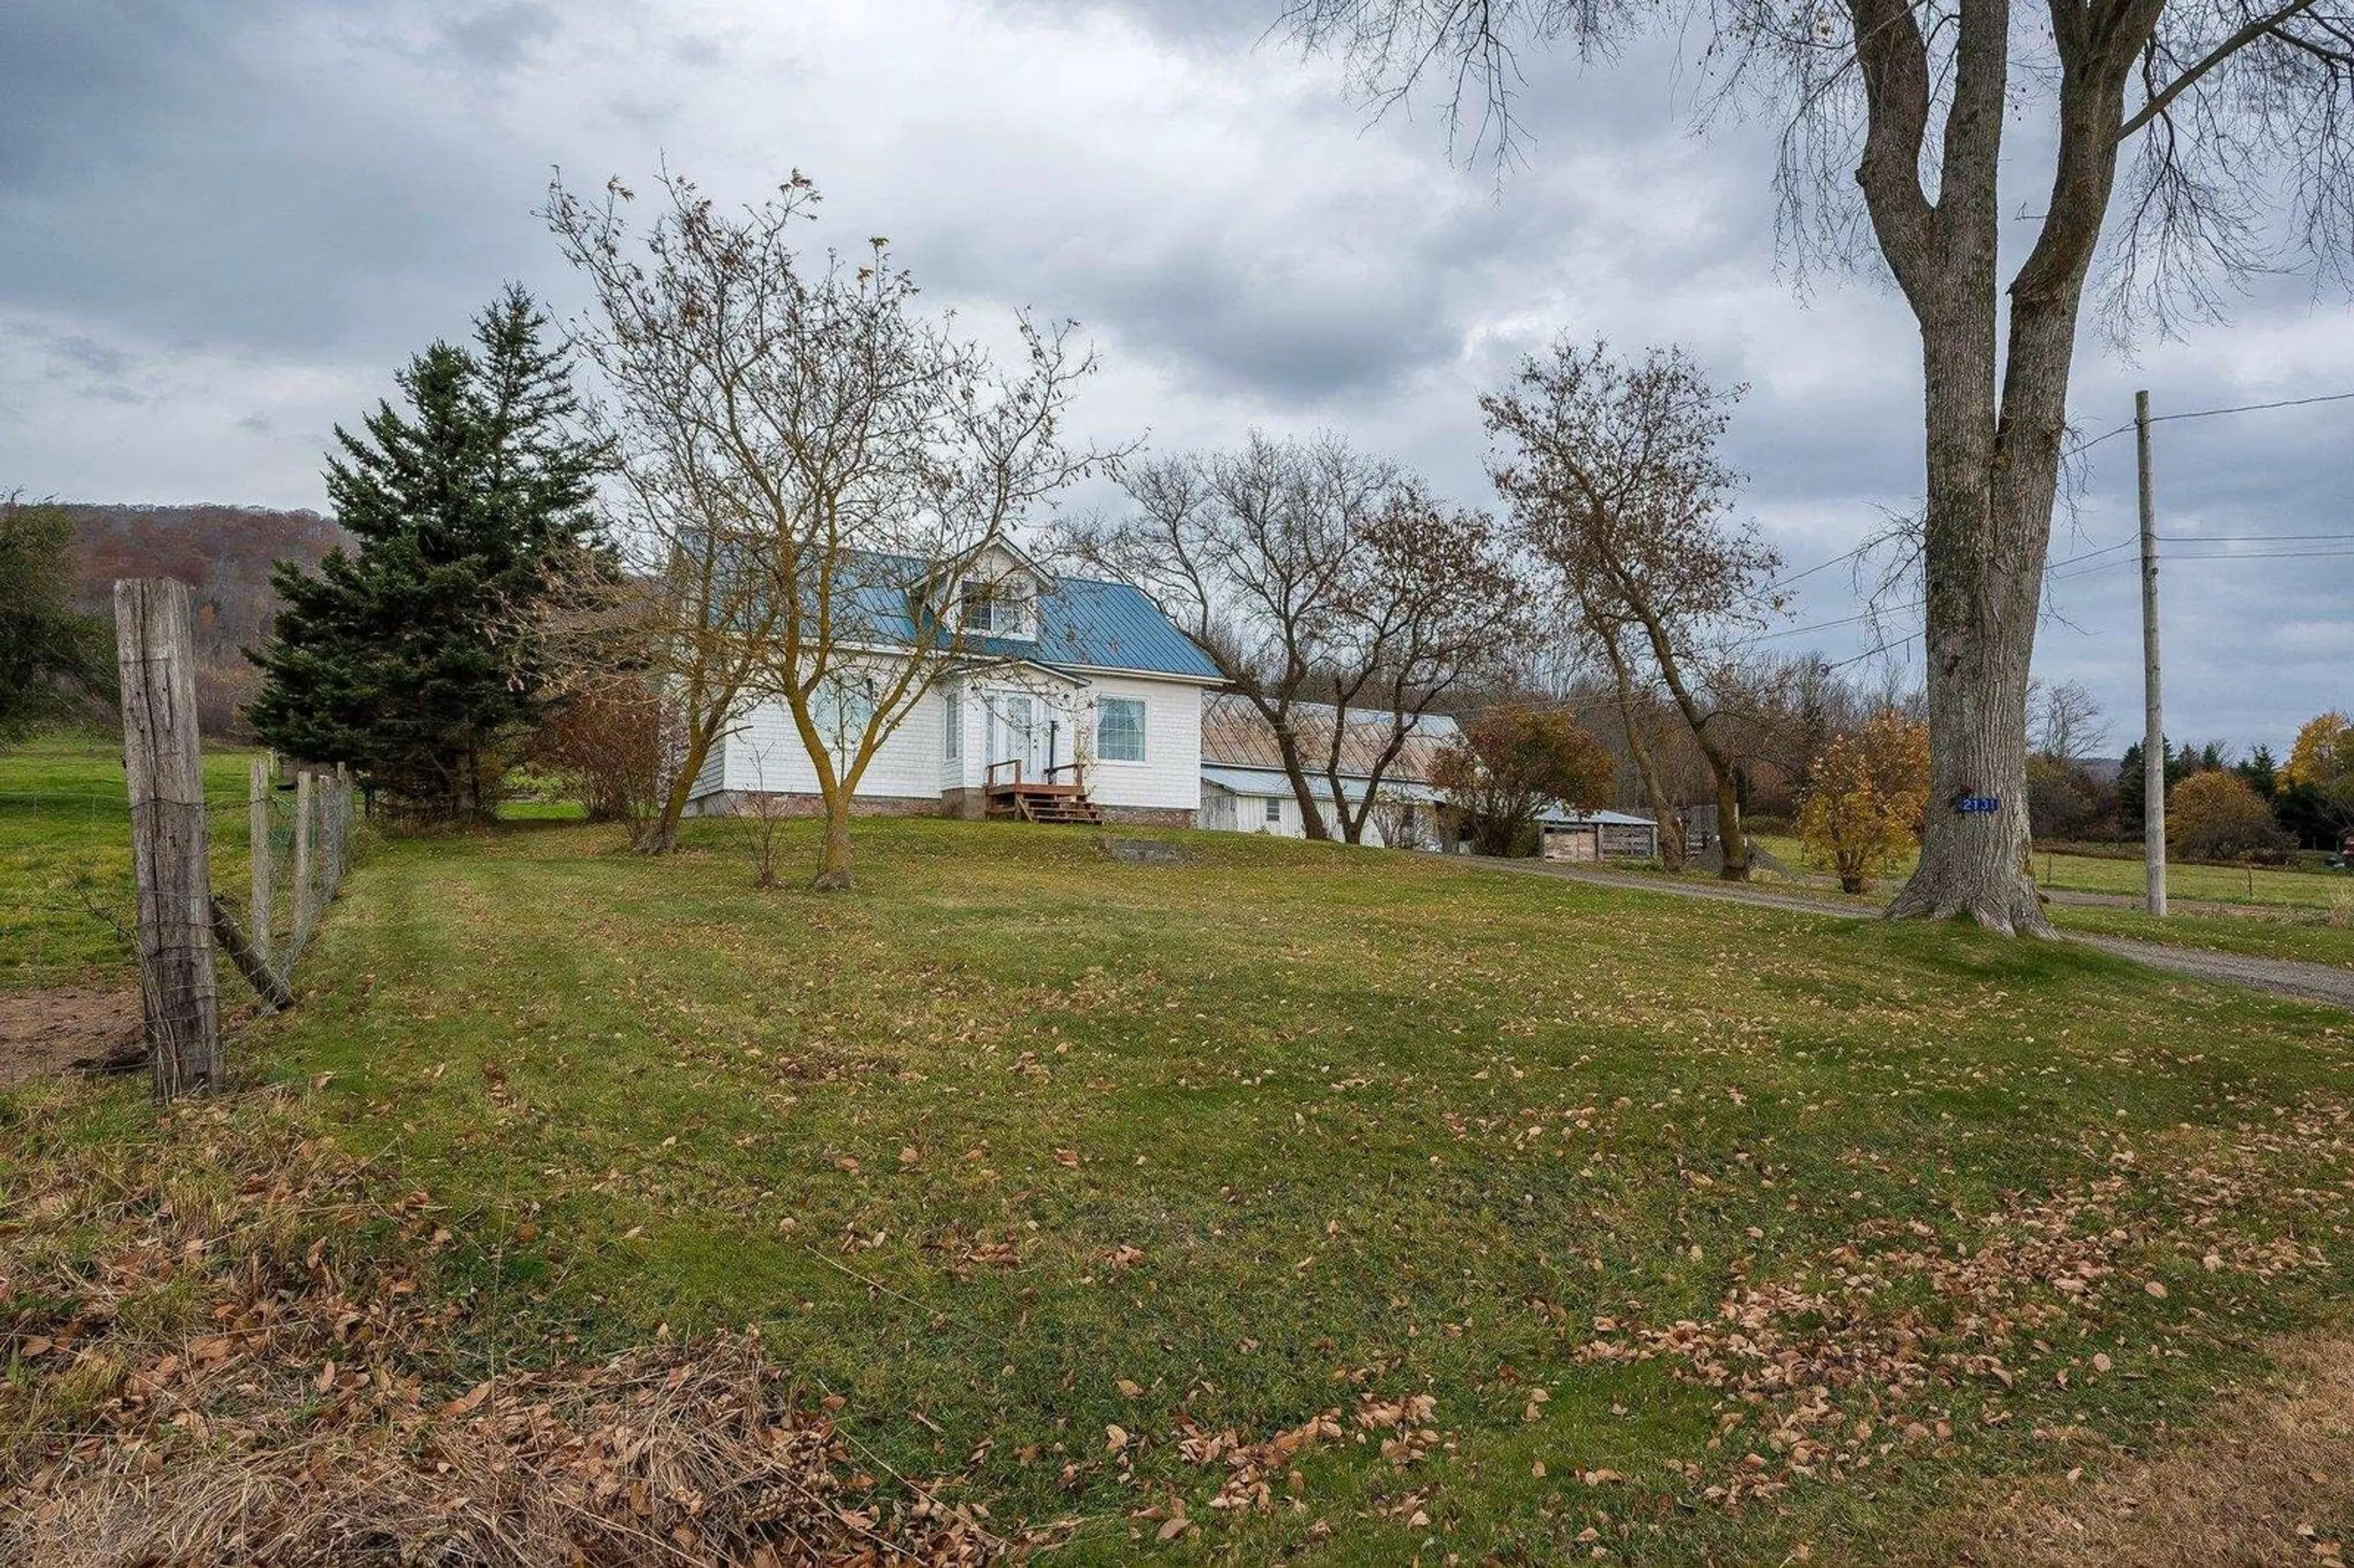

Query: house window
left=810, top=676, right=876, bottom=758
left=1263, top=797, right=1282, bottom=825
left=961, top=579, right=1034, bottom=638
left=1097, top=696, right=1146, bottom=763
left=943, top=687, right=962, bottom=761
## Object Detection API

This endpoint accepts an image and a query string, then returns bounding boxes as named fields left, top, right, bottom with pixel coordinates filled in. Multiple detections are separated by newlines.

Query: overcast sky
left=4, top=0, right=2348, bottom=753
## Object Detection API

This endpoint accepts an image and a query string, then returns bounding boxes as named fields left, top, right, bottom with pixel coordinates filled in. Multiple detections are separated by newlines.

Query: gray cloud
left=0, top=0, right=2347, bottom=750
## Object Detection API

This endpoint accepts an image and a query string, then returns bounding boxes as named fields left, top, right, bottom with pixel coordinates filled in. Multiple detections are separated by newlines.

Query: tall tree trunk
left=1262, top=705, right=1332, bottom=840
left=1604, top=636, right=1685, bottom=872
left=1884, top=316, right=2053, bottom=933
left=810, top=790, right=855, bottom=891
left=641, top=721, right=718, bottom=855
left=1710, top=764, right=1750, bottom=881
left=1631, top=615, right=1749, bottom=880
left=1883, top=181, right=2093, bottom=937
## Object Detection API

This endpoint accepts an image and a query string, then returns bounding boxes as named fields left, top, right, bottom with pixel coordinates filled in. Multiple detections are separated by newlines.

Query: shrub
left=2167, top=769, right=2290, bottom=863
left=1431, top=707, right=1615, bottom=858
left=1797, top=711, right=1930, bottom=894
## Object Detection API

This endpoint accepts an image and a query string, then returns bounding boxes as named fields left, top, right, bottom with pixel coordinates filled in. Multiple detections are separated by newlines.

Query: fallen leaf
left=440, top=1379, right=493, bottom=1416
left=1106, top=1424, right=1129, bottom=1452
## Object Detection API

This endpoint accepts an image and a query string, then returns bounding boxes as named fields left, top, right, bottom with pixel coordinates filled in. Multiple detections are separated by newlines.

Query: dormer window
left=960, top=577, right=1035, bottom=639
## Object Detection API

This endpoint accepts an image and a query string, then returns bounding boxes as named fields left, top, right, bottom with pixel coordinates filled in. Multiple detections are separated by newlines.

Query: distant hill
left=59, top=503, right=345, bottom=737
left=2076, top=756, right=2123, bottom=786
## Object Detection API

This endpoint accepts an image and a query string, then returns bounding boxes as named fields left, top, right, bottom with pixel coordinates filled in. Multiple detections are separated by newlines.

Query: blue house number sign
left=1952, top=794, right=2001, bottom=815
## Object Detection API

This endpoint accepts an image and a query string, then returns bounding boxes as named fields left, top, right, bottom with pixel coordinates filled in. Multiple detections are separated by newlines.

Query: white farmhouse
left=687, top=543, right=1223, bottom=826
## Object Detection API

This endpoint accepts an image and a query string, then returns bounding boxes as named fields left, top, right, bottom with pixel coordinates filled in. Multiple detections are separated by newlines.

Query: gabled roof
left=986, top=576, right=1222, bottom=682
left=1200, top=764, right=1445, bottom=805
left=1537, top=807, right=1658, bottom=828
left=774, top=549, right=1221, bottom=683
left=1200, top=695, right=1460, bottom=782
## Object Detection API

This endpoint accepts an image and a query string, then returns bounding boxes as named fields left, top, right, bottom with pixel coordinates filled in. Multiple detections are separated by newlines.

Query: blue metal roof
left=777, top=550, right=1221, bottom=682
left=989, top=575, right=1222, bottom=681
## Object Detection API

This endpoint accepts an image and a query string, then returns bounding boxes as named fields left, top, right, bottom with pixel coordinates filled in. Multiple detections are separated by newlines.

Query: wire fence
left=1, top=760, right=359, bottom=1002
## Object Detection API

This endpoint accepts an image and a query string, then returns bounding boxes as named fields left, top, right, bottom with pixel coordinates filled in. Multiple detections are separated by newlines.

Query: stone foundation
left=691, top=790, right=1197, bottom=829
left=689, top=790, right=945, bottom=820
left=1094, top=804, right=1197, bottom=829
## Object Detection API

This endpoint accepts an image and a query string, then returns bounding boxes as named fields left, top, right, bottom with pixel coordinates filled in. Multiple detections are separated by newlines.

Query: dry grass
left=0, top=1078, right=1011, bottom=1566
left=1901, top=1334, right=2354, bottom=1567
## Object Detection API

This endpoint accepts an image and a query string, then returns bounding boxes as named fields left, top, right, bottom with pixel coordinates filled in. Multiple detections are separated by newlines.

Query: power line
left=1749, top=535, right=2133, bottom=646
left=2149, top=389, right=2354, bottom=424
left=2157, top=531, right=2354, bottom=543
left=2163, top=546, right=2354, bottom=561
left=1819, top=626, right=1920, bottom=672
left=2046, top=555, right=2139, bottom=585
left=2070, top=389, right=2354, bottom=457
left=1761, top=541, right=1875, bottom=595
left=2066, top=421, right=2137, bottom=457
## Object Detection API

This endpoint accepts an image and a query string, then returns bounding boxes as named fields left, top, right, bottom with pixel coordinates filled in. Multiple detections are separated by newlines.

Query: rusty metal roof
left=1198, top=694, right=1459, bottom=782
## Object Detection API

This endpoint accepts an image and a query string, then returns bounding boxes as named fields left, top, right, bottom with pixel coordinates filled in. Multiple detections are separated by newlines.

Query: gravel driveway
left=1473, top=858, right=2354, bottom=1012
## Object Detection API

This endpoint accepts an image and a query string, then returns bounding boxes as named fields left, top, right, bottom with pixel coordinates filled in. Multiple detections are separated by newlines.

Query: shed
left=1537, top=809, right=1659, bottom=862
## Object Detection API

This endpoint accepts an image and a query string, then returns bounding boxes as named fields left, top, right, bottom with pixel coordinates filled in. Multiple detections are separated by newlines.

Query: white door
left=985, top=694, right=1044, bottom=783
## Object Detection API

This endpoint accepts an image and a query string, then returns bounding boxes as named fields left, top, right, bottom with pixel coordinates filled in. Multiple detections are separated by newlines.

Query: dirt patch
left=0, top=986, right=142, bottom=1084
left=1899, top=1334, right=2354, bottom=1567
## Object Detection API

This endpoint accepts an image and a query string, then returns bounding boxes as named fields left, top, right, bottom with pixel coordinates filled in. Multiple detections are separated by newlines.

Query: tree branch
left=2119, top=0, right=2325, bottom=140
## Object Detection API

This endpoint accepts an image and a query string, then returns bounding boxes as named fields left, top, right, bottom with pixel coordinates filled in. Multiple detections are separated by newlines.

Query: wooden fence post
left=114, top=578, right=221, bottom=1102
left=293, top=769, right=314, bottom=951
left=248, top=756, right=274, bottom=972
left=332, top=761, right=352, bottom=890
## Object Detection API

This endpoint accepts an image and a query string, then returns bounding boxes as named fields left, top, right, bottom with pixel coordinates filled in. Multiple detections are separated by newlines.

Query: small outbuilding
left=1537, top=809, right=1661, bottom=863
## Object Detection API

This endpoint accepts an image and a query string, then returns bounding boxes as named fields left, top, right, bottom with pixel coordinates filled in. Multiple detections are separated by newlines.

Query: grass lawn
left=1737, top=830, right=2354, bottom=971
left=1755, top=831, right=2353, bottom=913
left=2051, top=903, right=2354, bottom=972
left=0, top=731, right=262, bottom=991
left=10, top=752, right=2353, bottom=1562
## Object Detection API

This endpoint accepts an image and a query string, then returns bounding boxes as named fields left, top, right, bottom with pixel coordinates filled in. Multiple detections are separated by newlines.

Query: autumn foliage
left=1797, top=712, right=1929, bottom=894
left=1431, top=706, right=1616, bottom=856
left=2168, top=769, right=2290, bottom=864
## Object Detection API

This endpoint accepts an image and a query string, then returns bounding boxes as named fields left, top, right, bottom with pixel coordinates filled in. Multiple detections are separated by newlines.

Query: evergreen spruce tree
left=248, top=287, right=603, bottom=818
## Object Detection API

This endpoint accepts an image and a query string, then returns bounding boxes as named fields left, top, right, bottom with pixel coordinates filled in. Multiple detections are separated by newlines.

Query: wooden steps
left=984, top=781, right=1105, bottom=826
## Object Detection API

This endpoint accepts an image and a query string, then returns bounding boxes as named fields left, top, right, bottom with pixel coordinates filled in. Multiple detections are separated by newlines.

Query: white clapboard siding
left=693, top=669, right=1208, bottom=813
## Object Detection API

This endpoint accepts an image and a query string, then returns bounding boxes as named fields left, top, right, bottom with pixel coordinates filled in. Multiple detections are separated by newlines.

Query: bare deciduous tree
left=2032, top=678, right=2112, bottom=763
left=547, top=170, right=1103, bottom=888
left=1482, top=339, right=1781, bottom=880
left=1059, top=432, right=1525, bottom=842
left=1312, top=483, right=1532, bottom=841
left=1282, top=0, right=2354, bottom=931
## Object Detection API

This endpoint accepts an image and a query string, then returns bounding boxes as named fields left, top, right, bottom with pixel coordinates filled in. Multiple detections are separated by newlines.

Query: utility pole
left=2135, top=390, right=2166, bottom=918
